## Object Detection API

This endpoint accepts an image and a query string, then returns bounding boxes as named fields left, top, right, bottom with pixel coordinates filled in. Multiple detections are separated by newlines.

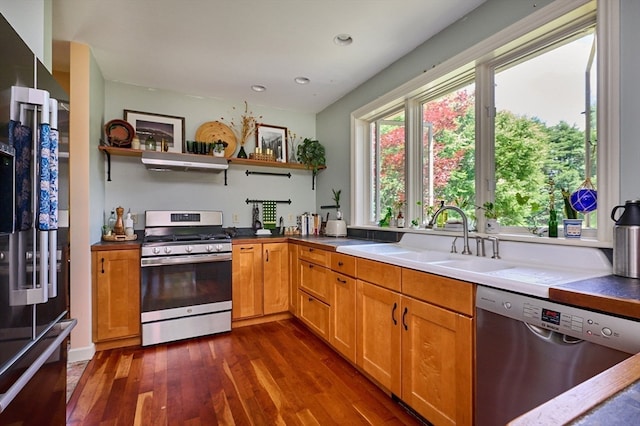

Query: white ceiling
left=52, top=0, right=485, bottom=114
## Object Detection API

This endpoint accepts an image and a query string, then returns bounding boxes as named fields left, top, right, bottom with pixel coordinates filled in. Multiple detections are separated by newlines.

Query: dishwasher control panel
left=476, top=286, right=640, bottom=354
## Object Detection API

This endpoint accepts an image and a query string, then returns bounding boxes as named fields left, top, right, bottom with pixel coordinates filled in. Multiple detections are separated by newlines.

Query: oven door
left=140, top=252, right=231, bottom=318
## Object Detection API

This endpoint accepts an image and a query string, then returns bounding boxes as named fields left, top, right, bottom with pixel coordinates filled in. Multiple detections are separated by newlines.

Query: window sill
left=348, top=225, right=611, bottom=249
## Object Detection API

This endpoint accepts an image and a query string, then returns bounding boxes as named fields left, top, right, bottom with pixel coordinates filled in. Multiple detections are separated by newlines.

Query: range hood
left=141, top=151, right=228, bottom=172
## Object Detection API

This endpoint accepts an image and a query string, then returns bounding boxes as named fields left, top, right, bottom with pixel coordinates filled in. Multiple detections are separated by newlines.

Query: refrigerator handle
left=48, top=230, right=57, bottom=299
left=39, top=231, right=49, bottom=301
left=0, top=319, right=76, bottom=414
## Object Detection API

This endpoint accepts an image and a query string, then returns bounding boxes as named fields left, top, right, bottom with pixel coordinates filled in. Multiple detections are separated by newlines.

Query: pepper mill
left=114, top=206, right=125, bottom=235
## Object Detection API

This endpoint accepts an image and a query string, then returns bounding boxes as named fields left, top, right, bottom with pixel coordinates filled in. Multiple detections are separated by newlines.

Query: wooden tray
left=195, top=121, right=237, bottom=157
left=102, top=234, right=137, bottom=242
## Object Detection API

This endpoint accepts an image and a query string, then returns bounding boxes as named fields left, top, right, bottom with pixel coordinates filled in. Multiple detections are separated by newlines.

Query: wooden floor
left=66, top=319, right=424, bottom=425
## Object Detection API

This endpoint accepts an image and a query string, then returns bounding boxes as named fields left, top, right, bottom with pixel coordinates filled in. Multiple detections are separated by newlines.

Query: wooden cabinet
left=401, top=296, right=473, bottom=426
left=232, top=242, right=290, bottom=321
left=92, top=247, right=140, bottom=350
left=356, top=279, right=402, bottom=395
left=263, top=242, right=289, bottom=315
left=330, top=253, right=357, bottom=362
left=232, top=243, right=264, bottom=319
left=354, top=260, right=474, bottom=425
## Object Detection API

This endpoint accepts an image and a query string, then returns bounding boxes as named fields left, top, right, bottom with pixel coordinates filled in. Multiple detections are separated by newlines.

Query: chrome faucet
left=430, top=205, right=472, bottom=255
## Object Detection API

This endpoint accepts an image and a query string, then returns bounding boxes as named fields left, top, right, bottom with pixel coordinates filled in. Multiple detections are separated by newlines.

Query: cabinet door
left=93, top=249, right=140, bottom=342
left=263, top=242, right=289, bottom=315
left=401, top=296, right=473, bottom=426
left=298, top=291, right=330, bottom=340
left=288, top=243, right=299, bottom=315
left=356, top=280, right=401, bottom=395
left=232, top=244, right=263, bottom=319
left=330, top=271, right=356, bottom=362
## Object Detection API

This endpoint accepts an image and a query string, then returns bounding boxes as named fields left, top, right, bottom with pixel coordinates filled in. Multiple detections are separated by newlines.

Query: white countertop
left=336, top=233, right=612, bottom=298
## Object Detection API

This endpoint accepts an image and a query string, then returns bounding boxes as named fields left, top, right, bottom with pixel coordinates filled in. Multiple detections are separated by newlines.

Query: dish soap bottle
left=397, top=211, right=405, bottom=228
left=548, top=209, right=558, bottom=238
left=107, top=210, right=116, bottom=234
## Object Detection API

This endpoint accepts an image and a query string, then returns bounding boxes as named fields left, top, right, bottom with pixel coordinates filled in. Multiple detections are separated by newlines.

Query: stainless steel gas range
left=140, top=210, right=232, bottom=346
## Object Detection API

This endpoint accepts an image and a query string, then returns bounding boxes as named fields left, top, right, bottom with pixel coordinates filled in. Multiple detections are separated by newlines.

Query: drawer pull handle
left=309, top=248, right=314, bottom=252
left=337, top=277, right=347, bottom=284
left=308, top=264, right=314, bottom=268
left=402, top=307, right=408, bottom=330
left=308, top=297, right=313, bottom=302
left=101, top=257, right=105, bottom=274
left=240, top=247, right=253, bottom=250
left=391, top=302, right=398, bottom=325
left=338, top=261, right=344, bottom=266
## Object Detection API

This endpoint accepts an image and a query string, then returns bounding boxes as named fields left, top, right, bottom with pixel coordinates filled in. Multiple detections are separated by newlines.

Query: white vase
left=485, top=218, right=499, bottom=234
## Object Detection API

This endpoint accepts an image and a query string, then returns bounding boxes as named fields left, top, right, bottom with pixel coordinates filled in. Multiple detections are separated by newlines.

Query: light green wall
left=102, top=82, right=318, bottom=229
left=316, top=0, right=555, bottom=222
left=620, top=0, right=640, bottom=202
left=0, top=0, right=48, bottom=68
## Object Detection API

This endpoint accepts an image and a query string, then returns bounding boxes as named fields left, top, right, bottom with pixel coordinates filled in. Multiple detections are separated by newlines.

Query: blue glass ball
left=570, top=188, right=597, bottom=212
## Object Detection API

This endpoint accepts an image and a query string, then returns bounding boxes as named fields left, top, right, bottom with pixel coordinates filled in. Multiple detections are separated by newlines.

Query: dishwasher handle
left=524, top=322, right=584, bottom=345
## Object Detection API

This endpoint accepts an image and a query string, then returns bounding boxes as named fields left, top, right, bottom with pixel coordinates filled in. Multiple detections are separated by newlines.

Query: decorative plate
left=105, top=119, right=135, bottom=147
left=195, top=121, right=237, bottom=157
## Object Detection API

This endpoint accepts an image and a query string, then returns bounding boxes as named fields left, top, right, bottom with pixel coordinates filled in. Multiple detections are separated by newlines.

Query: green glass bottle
left=548, top=209, right=558, bottom=238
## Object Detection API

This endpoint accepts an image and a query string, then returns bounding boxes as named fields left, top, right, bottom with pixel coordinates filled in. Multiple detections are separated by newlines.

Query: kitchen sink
left=430, top=258, right=512, bottom=273
left=387, top=250, right=452, bottom=263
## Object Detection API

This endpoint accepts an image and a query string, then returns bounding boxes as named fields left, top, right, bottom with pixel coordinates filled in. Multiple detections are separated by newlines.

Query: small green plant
left=212, top=139, right=228, bottom=153
left=379, top=206, right=393, bottom=227
left=478, top=201, right=499, bottom=219
left=561, top=188, right=578, bottom=219
left=331, top=188, right=341, bottom=207
left=296, top=138, right=326, bottom=174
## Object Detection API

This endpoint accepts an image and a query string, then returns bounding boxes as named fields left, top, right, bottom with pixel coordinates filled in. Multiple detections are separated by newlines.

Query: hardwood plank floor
left=67, top=319, right=425, bottom=425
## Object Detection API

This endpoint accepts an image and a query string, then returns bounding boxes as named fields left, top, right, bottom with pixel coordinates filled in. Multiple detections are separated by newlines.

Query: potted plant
left=296, top=138, right=326, bottom=175
left=478, top=201, right=500, bottom=233
left=331, top=188, right=343, bottom=219
left=212, top=140, right=228, bottom=157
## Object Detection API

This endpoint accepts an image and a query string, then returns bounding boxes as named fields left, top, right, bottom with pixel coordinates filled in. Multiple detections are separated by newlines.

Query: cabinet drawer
left=299, top=260, right=330, bottom=303
left=357, top=258, right=401, bottom=292
left=298, top=245, right=330, bottom=267
left=331, top=253, right=356, bottom=277
left=299, top=290, right=330, bottom=340
left=402, top=268, right=474, bottom=316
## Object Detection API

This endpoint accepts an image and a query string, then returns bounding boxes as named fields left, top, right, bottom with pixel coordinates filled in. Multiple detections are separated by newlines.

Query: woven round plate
left=195, top=121, right=237, bottom=157
left=105, top=119, right=135, bottom=147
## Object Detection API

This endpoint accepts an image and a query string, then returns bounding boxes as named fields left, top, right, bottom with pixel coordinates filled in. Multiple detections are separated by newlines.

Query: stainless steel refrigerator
left=0, top=13, right=75, bottom=425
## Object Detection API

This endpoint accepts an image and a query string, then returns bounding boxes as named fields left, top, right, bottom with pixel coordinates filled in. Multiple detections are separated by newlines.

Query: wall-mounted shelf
left=98, top=145, right=326, bottom=187
left=228, top=157, right=326, bottom=172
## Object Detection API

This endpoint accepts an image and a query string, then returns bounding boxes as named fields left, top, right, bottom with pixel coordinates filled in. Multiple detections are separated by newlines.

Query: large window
left=492, top=30, right=597, bottom=233
left=356, top=1, right=610, bottom=241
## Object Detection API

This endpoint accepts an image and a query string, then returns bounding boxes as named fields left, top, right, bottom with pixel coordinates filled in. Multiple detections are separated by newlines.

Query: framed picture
left=124, top=110, right=185, bottom=153
left=256, top=124, right=287, bottom=162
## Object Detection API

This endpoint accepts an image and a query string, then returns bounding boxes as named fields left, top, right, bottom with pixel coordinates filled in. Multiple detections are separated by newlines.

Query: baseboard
left=68, top=343, right=96, bottom=363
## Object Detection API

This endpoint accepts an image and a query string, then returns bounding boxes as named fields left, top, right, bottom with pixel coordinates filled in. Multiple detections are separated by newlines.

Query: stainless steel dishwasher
left=475, top=286, right=640, bottom=426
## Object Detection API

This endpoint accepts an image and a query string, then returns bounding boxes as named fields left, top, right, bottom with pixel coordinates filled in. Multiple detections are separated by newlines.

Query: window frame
left=350, top=0, right=618, bottom=245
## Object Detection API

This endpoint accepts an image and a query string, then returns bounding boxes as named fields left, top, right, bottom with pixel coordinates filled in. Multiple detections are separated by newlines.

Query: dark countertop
left=550, top=275, right=640, bottom=320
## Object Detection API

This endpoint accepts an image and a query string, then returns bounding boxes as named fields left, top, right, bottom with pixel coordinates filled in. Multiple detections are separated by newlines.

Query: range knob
left=215, top=244, right=224, bottom=252
left=206, top=245, right=214, bottom=252
left=153, top=247, right=161, bottom=255
left=164, top=247, right=172, bottom=254
left=185, top=246, right=193, bottom=253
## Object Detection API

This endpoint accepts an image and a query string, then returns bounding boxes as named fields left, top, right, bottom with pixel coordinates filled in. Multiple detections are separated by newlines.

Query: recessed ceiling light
left=294, top=77, right=310, bottom=85
left=251, top=85, right=266, bottom=92
left=333, top=34, right=353, bottom=46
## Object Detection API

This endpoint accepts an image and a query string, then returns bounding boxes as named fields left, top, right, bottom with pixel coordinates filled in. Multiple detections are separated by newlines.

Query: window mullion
left=405, top=99, right=422, bottom=224
left=475, top=63, right=495, bottom=231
